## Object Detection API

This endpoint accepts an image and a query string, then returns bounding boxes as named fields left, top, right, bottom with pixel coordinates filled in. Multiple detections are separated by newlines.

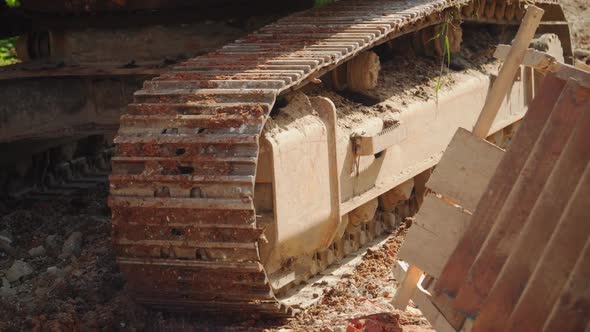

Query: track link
left=109, top=0, right=562, bottom=315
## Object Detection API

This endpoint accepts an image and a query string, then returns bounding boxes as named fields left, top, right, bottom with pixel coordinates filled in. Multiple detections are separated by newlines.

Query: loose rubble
left=4, top=260, right=34, bottom=282
left=60, top=231, right=83, bottom=259
left=28, top=246, right=46, bottom=257
left=0, top=183, right=434, bottom=331
left=0, top=186, right=147, bottom=331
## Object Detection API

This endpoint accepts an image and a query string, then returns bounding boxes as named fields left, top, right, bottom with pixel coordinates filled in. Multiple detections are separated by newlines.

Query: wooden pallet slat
left=433, top=73, right=567, bottom=299
left=426, top=128, right=504, bottom=212
left=451, top=78, right=588, bottom=314
left=389, top=6, right=590, bottom=330
left=398, top=195, right=472, bottom=278
left=541, top=238, right=590, bottom=332
left=504, top=129, right=590, bottom=332
left=471, top=79, right=590, bottom=331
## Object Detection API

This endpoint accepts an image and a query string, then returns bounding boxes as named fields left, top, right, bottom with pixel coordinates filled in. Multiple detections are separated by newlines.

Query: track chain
left=109, top=0, right=560, bottom=315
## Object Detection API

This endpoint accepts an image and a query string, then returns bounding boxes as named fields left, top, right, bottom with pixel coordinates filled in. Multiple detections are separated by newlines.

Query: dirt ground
left=561, top=0, right=590, bottom=61
left=0, top=1, right=588, bottom=331
left=0, top=186, right=432, bottom=332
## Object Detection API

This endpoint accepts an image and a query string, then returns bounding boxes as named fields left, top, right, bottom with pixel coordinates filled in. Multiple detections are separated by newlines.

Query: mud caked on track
left=1, top=22, right=522, bottom=330
left=0, top=0, right=587, bottom=329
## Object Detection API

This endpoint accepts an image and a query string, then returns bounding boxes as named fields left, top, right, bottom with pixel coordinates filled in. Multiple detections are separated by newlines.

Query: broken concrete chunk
left=28, top=245, right=46, bottom=257
left=0, top=277, right=15, bottom=298
left=44, top=234, right=60, bottom=251
left=0, top=236, right=17, bottom=257
left=4, top=260, right=34, bottom=282
left=0, top=235, right=12, bottom=244
left=60, top=232, right=83, bottom=259
left=46, top=266, right=65, bottom=278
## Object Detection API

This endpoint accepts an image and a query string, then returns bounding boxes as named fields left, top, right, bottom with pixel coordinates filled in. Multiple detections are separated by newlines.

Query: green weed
left=5, top=0, right=20, bottom=7
left=314, top=0, right=334, bottom=7
left=431, top=13, right=456, bottom=102
left=0, top=37, right=18, bottom=66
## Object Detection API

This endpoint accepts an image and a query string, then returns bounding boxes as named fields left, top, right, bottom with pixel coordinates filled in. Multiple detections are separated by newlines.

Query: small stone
left=28, top=246, right=46, bottom=257
left=313, top=293, right=319, bottom=298
left=449, top=56, right=471, bottom=71
left=34, top=287, right=48, bottom=297
left=0, top=277, right=15, bottom=298
left=0, top=235, right=12, bottom=244
left=4, top=260, right=34, bottom=282
left=334, top=327, right=346, bottom=332
left=45, top=234, right=59, bottom=251
left=83, top=311, right=98, bottom=328
left=60, top=232, right=83, bottom=259
left=46, top=266, right=63, bottom=277
left=0, top=237, right=16, bottom=257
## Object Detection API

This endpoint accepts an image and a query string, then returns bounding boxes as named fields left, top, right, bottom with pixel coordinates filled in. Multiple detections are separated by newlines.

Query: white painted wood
left=473, top=5, right=544, bottom=139
left=426, top=128, right=504, bottom=212
left=398, top=195, right=471, bottom=278
left=392, top=261, right=456, bottom=332
left=392, top=264, right=424, bottom=310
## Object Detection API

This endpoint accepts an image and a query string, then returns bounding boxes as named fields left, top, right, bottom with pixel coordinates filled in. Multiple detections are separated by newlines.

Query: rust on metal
left=108, top=0, right=565, bottom=315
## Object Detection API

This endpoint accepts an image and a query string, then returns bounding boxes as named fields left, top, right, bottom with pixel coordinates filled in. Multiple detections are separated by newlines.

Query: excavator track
left=109, top=0, right=562, bottom=316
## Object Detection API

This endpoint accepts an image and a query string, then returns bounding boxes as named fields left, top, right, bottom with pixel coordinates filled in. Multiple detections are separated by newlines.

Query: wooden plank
left=471, top=81, right=590, bottom=331
left=504, top=166, right=590, bottom=331
left=392, top=264, right=424, bottom=310
left=398, top=195, right=471, bottom=278
left=452, top=79, right=587, bottom=314
left=392, top=261, right=457, bottom=332
left=433, top=73, right=566, bottom=298
left=413, top=287, right=457, bottom=332
left=471, top=6, right=544, bottom=139
left=541, top=239, right=590, bottom=332
left=553, top=63, right=590, bottom=89
left=426, top=128, right=503, bottom=212
left=494, top=45, right=557, bottom=70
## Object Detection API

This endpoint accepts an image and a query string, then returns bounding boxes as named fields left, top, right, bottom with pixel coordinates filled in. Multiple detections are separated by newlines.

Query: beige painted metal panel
left=262, top=105, right=335, bottom=275
left=340, top=72, right=526, bottom=214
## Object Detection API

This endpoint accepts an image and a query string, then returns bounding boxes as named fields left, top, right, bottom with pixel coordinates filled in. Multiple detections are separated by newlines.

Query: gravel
left=4, top=260, right=34, bottom=282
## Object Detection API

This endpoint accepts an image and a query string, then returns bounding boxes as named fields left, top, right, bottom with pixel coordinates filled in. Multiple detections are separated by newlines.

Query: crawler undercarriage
left=0, top=0, right=571, bottom=317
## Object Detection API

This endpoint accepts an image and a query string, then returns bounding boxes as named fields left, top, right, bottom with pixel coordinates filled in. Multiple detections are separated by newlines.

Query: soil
left=560, top=0, right=590, bottom=62
left=0, top=186, right=149, bottom=331
left=0, top=186, right=432, bottom=332
left=274, top=225, right=432, bottom=332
